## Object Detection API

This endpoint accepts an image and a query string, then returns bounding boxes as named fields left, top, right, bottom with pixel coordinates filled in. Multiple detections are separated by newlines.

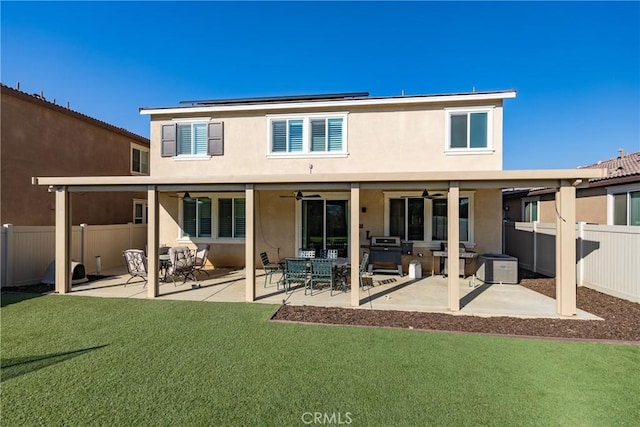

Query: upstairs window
left=131, top=144, right=149, bottom=174
left=161, top=121, right=224, bottom=157
left=445, top=107, right=493, bottom=152
left=269, top=114, right=346, bottom=156
left=178, top=123, right=208, bottom=156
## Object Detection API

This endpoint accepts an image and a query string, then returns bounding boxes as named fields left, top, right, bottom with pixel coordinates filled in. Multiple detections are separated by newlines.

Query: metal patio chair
left=123, top=249, right=148, bottom=287
left=298, top=249, right=316, bottom=259
left=192, top=244, right=210, bottom=277
left=260, top=251, right=284, bottom=289
left=309, top=258, right=336, bottom=296
left=284, top=258, right=308, bottom=293
left=167, top=246, right=196, bottom=285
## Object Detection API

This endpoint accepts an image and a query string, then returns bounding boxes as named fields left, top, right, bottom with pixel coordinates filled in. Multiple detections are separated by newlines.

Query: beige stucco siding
left=148, top=101, right=504, bottom=179
left=503, top=186, right=608, bottom=225
left=540, top=189, right=607, bottom=224
left=1, top=88, right=149, bottom=225
left=159, top=188, right=503, bottom=270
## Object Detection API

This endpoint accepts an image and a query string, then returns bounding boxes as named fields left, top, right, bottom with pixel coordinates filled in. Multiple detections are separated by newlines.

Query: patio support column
left=147, top=186, right=159, bottom=298
left=350, top=183, right=360, bottom=307
left=54, top=186, right=72, bottom=294
left=447, top=181, right=460, bottom=311
left=245, top=184, right=256, bottom=302
left=555, top=181, right=577, bottom=316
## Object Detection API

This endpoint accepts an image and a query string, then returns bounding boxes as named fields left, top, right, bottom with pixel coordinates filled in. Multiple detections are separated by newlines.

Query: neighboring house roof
left=503, top=150, right=639, bottom=198
left=1, top=83, right=149, bottom=145
left=577, top=150, right=640, bottom=185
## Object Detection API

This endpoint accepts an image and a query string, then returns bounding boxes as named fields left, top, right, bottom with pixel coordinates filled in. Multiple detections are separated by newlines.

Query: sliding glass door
left=301, top=200, right=348, bottom=257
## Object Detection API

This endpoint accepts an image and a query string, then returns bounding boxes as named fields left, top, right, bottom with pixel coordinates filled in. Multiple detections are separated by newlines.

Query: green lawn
left=2, top=294, right=639, bottom=426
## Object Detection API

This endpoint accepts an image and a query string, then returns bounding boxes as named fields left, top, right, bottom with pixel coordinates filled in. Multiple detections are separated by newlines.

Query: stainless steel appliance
left=367, top=236, right=403, bottom=276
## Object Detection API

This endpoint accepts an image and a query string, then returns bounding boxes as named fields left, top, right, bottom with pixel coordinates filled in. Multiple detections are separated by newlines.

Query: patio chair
left=167, top=246, right=196, bottom=285
left=192, top=244, right=210, bottom=277
left=327, top=249, right=339, bottom=259
left=318, top=249, right=328, bottom=259
left=309, top=258, right=336, bottom=296
left=122, top=249, right=148, bottom=287
left=358, top=252, right=370, bottom=289
left=260, top=251, right=284, bottom=289
left=340, top=252, right=370, bottom=290
left=284, top=258, right=308, bottom=293
left=298, top=249, right=316, bottom=259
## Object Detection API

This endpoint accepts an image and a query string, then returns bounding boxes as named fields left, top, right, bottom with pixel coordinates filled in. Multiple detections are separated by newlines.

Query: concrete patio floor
left=67, top=266, right=600, bottom=320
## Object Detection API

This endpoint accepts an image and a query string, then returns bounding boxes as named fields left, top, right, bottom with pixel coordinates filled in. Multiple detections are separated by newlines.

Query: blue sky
left=2, top=1, right=639, bottom=169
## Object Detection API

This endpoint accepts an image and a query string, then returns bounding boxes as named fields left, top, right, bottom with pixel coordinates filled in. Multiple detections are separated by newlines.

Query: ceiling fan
left=168, top=191, right=194, bottom=201
left=401, top=189, right=444, bottom=199
left=280, top=190, right=322, bottom=201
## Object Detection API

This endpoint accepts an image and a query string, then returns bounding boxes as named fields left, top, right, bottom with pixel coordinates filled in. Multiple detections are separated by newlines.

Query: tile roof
left=1, top=83, right=149, bottom=144
left=578, top=151, right=640, bottom=182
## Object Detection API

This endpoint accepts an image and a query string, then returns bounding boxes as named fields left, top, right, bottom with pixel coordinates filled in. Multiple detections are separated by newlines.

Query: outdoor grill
left=367, top=236, right=403, bottom=276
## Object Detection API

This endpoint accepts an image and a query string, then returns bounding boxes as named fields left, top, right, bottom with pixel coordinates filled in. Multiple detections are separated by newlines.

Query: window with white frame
left=385, top=192, right=474, bottom=244
left=180, top=194, right=246, bottom=240
left=133, top=200, right=147, bottom=224
left=178, top=123, right=208, bottom=156
left=161, top=121, right=223, bottom=158
left=182, top=196, right=212, bottom=238
left=431, top=198, right=470, bottom=241
left=389, top=198, right=425, bottom=241
left=445, top=107, right=493, bottom=151
left=268, top=114, right=346, bottom=156
left=131, top=144, right=149, bottom=174
left=217, top=197, right=246, bottom=238
left=522, top=197, right=539, bottom=222
left=609, top=186, right=640, bottom=226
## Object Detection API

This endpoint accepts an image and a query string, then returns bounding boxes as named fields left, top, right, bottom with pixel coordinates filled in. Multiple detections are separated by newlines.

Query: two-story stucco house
left=34, top=90, right=605, bottom=316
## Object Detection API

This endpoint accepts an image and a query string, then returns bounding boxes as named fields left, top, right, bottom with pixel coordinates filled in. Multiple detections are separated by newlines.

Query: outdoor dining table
left=282, top=256, right=351, bottom=289
left=159, top=250, right=171, bottom=282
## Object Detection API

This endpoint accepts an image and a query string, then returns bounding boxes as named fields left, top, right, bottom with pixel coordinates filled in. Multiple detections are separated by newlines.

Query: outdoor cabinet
left=477, top=254, right=518, bottom=284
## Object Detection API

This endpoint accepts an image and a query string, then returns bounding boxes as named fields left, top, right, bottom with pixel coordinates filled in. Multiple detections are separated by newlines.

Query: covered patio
left=66, top=265, right=600, bottom=320
left=34, top=169, right=606, bottom=317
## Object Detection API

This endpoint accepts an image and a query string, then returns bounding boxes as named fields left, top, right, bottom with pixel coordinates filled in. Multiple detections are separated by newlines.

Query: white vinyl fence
left=504, top=222, right=640, bottom=303
left=1, top=223, right=147, bottom=287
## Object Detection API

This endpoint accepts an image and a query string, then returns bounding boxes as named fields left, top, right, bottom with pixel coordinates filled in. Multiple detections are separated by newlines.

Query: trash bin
left=409, top=260, right=422, bottom=279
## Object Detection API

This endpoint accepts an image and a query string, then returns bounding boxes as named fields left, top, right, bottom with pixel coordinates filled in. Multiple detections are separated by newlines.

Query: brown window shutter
left=208, top=122, right=224, bottom=156
left=161, top=124, right=177, bottom=157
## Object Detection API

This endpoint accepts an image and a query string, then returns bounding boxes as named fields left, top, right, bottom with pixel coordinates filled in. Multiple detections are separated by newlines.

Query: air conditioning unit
left=477, top=254, right=518, bottom=284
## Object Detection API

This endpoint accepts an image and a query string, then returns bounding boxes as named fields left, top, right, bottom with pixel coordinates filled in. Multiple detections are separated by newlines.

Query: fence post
left=0, top=226, right=3, bottom=286
left=532, top=222, right=538, bottom=273
left=80, top=223, right=88, bottom=266
left=576, top=222, right=584, bottom=287
left=3, top=224, right=14, bottom=287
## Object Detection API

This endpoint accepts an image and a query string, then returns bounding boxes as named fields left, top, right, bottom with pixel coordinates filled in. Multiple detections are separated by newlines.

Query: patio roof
left=39, top=167, right=605, bottom=318
left=33, top=168, right=606, bottom=192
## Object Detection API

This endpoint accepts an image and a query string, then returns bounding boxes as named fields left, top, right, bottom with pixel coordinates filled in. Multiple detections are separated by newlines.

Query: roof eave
left=33, top=168, right=604, bottom=188
left=139, top=90, right=517, bottom=116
